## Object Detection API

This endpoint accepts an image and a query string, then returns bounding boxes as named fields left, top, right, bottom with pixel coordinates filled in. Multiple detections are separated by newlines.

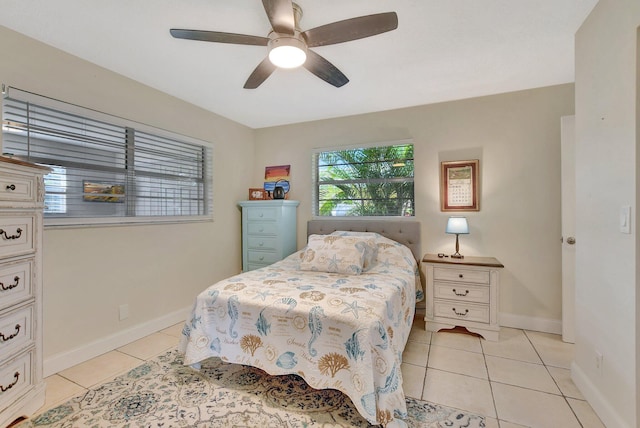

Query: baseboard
left=43, top=306, right=190, bottom=377
left=499, top=312, right=562, bottom=335
left=571, top=361, right=631, bottom=428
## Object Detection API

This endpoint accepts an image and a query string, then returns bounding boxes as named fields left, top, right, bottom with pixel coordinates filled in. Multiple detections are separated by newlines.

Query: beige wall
left=574, top=0, right=639, bottom=427
left=0, top=26, right=255, bottom=366
left=253, top=84, right=574, bottom=331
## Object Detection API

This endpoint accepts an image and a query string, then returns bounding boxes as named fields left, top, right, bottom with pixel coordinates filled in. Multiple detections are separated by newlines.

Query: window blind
left=2, top=87, right=213, bottom=225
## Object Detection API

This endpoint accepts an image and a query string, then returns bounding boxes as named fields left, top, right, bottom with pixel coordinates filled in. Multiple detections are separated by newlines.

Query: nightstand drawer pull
left=5, top=184, right=15, bottom=191
left=452, top=288, right=469, bottom=297
left=0, top=323, right=20, bottom=342
left=0, top=228, right=22, bottom=240
left=0, top=372, right=19, bottom=393
left=0, top=275, right=20, bottom=291
left=452, top=308, right=469, bottom=317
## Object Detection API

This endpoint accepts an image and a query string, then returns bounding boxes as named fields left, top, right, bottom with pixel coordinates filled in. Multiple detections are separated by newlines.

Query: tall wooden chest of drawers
left=238, top=200, right=299, bottom=272
left=423, top=254, right=504, bottom=341
left=0, top=157, right=49, bottom=427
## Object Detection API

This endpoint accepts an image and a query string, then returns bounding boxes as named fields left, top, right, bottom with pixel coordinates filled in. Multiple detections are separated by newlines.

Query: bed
left=178, top=219, right=422, bottom=427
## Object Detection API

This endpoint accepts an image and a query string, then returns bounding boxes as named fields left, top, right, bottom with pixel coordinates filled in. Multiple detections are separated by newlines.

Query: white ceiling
left=0, top=0, right=598, bottom=129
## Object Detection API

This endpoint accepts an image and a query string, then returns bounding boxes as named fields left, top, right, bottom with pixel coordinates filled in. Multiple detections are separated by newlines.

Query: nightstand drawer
left=0, top=304, right=34, bottom=355
left=434, top=283, right=490, bottom=304
left=247, top=250, right=279, bottom=265
left=433, top=267, right=490, bottom=285
left=247, top=236, right=278, bottom=251
left=247, top=208, right=277, bottom=221
left=247, top=222, right=278, bottom=235
left=0, top=259, right=33, bottom=309
left=434, top=300, right=490, bottom=324
left=0, top=216, right=34, bottom=258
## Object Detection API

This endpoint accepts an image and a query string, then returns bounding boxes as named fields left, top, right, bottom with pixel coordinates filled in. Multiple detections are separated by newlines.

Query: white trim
left=45, top=215, right=213, bottom=229
left=571, top=361, right=631, bottom=428
left=499, top=311, right=562, bottom=335
left=311, top=138, right=414, bottom=154
left=43, top=306, right=190, bottom=377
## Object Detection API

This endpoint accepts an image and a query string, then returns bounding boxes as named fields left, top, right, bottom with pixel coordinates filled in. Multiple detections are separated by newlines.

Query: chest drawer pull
left=452, top=288, right=469, bottom=297
left=0, top=275, right=20, bottom=291
left=5, top=184, right=15, bottom=191
left=0, top=324, right=20, bottom=342
left=0, top=228, right=22, bottom=240
left=452, top=308, right=469, bottom=317
left=0, top=372, right=19, bottom=393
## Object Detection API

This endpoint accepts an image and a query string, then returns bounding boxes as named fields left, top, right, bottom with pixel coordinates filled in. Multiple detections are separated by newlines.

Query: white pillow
left=328, top=231, right=379, bottom=271
left=299, top=234, right=377, bottom=275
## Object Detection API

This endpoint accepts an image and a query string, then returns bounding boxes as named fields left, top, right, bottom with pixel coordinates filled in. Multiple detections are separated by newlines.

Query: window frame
left=2, top=87, right=213, bottom=228
left=312, top=140, right=415, bottom=218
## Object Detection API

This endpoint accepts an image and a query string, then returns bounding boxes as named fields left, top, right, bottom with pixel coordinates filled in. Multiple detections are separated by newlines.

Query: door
left=561, top=115, right=576, bottom=343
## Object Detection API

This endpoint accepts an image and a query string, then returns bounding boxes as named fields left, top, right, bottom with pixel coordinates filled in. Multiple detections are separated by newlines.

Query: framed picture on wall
left=440, top=160, right=479, bottom=211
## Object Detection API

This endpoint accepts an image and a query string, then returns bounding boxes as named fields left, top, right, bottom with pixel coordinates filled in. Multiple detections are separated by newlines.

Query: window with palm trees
left=314, top=143, right=414, bottom=216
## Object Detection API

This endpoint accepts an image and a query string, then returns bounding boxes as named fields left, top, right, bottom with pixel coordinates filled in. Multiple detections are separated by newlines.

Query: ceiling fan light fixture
left=268, top=35, right=307, bottom=68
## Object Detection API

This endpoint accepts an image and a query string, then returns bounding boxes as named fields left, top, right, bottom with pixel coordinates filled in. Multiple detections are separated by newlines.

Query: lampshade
left=268, top=36, right=307, bottom=69
left=445, top=217, right=469, bottom=235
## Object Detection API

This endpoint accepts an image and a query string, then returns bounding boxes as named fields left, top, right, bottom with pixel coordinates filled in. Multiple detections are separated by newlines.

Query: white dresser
left=238, top=200, right=299, bottom=272
left=0, top=157, right=49, bottom=427
left=423, top=254, right=504, bottom=341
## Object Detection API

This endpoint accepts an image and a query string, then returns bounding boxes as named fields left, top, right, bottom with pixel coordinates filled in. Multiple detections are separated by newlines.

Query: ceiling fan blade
left=303, top=50, right=349, bottom=88
left=262, top=0, right=295, bottom=35
left=244, top=57, right=278, bottom=89
left=170, top=29, right=269, bottom=46
left=303, top=12, right=398, bottom=47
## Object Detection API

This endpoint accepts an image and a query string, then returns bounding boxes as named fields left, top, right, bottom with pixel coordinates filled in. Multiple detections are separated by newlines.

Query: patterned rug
left=19, top=349, right=485, bottom=427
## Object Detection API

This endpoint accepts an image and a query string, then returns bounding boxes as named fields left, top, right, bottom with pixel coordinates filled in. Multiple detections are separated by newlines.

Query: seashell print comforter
left=179, top=234, right=422, bottom=426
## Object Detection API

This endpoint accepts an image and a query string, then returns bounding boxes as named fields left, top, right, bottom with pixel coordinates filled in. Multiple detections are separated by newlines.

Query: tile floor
left=37, top=320, right=606, bottom=428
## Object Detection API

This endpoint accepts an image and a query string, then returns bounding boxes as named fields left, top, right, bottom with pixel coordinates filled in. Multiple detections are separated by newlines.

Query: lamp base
left=450, top=253, right=464, bottom=259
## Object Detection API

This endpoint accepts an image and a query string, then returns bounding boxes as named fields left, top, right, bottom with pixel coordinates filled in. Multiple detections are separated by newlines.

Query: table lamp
left=446, top=216, right=469, bottom=259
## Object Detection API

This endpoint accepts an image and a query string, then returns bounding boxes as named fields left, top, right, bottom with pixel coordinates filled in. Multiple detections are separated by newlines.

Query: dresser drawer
left=433, top=300, right=490, bottom=324
left=247, top=207, right=277, bottom=221
left=0, top=174, right=37, bottom=203
left=247, top=250, right=279, bottom=265
left=0, top=216, right=34, bottom=258
left=0, top=349, right=34, bottom=409
left=247, top=222, right=278, bottom=235
left=0, top=259, right=33, bottom=309
left=433, top=267, right=490, bottom=285
left=247, top=236, right=278, bottom=251
left=0, top=304, right=33, bottom=355
left=434, top=283, right=490, bottom=304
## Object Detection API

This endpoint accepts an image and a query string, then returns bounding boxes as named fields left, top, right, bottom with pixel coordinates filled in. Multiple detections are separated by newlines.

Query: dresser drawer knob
left=5, top=184, right=15, bottom=191
left=458, top=274, right=464, bottom=278
left=453, top=289, right=469, bottom=297
left=259, top=256, right=264, bottom=261
left=0, top=372, right=19, bottom=393
left=0, top=228, right=22, bottom=240
left=0, top=324, right=20, bottom=342
left=259, top=213, right=264, bottom=218
left=452, top=308, right=469, bottom=317
left=0, top=276, right=20, bottom=291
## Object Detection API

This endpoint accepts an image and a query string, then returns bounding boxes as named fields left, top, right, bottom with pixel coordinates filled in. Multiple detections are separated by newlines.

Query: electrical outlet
left=119, top=304, right=129, bottom=321
left=595, top=350, right=603, bottom=375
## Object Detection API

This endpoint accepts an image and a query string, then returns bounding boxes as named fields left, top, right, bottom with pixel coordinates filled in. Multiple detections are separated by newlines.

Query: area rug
left=20, top=349, right=485, bottom=427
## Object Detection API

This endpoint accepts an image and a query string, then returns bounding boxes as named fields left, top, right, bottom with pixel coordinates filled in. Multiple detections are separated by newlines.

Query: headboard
left=307, top=219, right=421, bottom=262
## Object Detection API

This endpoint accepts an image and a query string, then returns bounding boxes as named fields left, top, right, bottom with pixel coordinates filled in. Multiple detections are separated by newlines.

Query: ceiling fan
left=170, top=0, right=398, bottom=89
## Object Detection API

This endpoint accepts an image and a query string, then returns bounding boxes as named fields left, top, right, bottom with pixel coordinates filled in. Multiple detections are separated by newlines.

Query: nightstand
left=422, top=254, right=504, bottom=341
